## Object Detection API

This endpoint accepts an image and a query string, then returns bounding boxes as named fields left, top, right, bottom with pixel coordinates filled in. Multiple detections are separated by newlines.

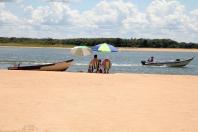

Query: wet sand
left=0, top=70, right=198, bottom=132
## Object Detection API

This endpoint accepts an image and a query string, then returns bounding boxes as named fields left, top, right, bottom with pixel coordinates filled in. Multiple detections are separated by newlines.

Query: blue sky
left=0, top=0, right=198, bottom=42
left=71, top=0, right=197, bottom=11
left=176, top=0, right=197, bottom=9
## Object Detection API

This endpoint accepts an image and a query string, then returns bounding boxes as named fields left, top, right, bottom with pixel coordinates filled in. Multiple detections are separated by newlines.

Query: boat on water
left=8, top=59, right=73, bottom=71
left=141, top=57, right=194, bottom=67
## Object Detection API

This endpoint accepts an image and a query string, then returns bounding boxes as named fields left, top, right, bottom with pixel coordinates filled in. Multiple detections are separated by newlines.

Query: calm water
left=0, top=47, right=197, bottom=75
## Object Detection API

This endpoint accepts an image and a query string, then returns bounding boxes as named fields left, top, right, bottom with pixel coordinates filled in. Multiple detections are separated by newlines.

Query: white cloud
left=122, top=0, right=198, bottom=42
left=0, top=0, right=198, bottom=42
left=45, top=0, right=69, bottom=2
left=189, top=9, right=198, bottom=32
left=146, top=0, right=198, bottom=41
left=146, top=0, right=186, bottom=28
left=0, top=0, right=22, bottom=3
left=0, top=3, right=19, bottom=24
left=0, top=2, right=4, bottom=7
left=23, top=5, right=34, bottom=12
left=27, top=2, right=69, bottom=25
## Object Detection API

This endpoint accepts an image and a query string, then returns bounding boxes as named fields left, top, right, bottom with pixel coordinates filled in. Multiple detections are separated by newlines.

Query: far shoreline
left=0, top=45, right=198, bottom=52
left=119, top=47, right=198, bottom=52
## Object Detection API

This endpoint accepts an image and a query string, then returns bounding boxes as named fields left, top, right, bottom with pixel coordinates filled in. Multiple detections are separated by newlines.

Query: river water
left=0, top=47, right=197, bottom=75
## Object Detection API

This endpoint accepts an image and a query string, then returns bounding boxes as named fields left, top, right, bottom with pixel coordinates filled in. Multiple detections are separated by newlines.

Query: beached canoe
left=8, top=59, right=73, bottom=71
left=141, top=57, right=194, bottom=67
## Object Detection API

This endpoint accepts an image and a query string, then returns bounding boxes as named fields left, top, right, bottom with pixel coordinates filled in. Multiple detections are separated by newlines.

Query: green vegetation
left=0, top=37, right=198, bottom=48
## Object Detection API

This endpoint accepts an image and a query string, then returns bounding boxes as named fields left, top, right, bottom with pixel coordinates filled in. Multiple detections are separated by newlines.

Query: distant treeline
left=0, top=37, right=198, bottom=48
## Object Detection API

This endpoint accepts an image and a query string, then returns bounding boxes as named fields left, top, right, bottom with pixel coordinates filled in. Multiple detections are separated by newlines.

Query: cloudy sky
left=0, top=0, right=198, bottom=42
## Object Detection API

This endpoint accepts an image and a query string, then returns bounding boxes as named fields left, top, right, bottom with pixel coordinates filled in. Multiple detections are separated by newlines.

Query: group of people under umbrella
left=71, top=43, right=118, bottom=73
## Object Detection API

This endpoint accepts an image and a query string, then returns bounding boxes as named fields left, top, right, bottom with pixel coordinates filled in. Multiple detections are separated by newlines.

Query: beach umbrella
left=71, top=46, right=92, bottom=56
left=92, top=43, right=118, bottom=52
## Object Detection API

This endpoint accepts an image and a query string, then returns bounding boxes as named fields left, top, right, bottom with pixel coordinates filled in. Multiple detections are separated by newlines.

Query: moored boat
left=141, top=57, right=194, bottom=67
left=8, top=59, right=73, bottom=71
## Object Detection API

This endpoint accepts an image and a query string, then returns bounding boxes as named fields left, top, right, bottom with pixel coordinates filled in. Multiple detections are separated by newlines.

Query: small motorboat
left=141, top=57, right=194, bottom=67
left=8, top=59, right=73, bottom=71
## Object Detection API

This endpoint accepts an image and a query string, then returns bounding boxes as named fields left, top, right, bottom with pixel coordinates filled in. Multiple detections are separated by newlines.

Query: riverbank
left=0, top=43, right=74, bottom=48
left=119, top=47, right=198, bottom=52
left=1, top=45, right=198, bottom=52
left=0, top=70, right=197, bottom=132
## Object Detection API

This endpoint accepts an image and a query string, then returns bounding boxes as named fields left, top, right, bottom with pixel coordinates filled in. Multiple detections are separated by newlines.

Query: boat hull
left=141, top=57, right=194, bottom=67
left=8, top=59, right=73, bottom=71
left=166, top=58, right=193, bottom=67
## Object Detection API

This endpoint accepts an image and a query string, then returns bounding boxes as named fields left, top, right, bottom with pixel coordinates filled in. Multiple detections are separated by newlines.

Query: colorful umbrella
left=92, top=43, right=118, bottom=52
left=71, top=46, right=92, bottom=56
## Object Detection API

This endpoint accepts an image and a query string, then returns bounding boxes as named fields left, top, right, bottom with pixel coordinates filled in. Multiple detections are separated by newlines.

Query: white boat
left=141, top=57, right=194, bottom=67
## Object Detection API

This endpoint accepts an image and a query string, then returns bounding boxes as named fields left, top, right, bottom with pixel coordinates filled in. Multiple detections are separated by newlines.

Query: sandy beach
left=119, top=48, right=198, bottom=52
left=0, top=70, right=198, bottom=132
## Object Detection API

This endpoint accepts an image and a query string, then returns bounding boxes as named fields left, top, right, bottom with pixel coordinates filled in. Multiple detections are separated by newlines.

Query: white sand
left=0, top=70, right=198, bottom=132
left=119, top=48, right=198, bottom=52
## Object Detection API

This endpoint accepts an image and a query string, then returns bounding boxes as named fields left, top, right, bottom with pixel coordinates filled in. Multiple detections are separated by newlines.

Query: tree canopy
left=0, top=37, right=198, bottom=48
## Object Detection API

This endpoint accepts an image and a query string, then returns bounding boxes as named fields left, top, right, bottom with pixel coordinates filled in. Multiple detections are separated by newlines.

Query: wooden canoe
left=8, top=59, right=73, bottom=71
